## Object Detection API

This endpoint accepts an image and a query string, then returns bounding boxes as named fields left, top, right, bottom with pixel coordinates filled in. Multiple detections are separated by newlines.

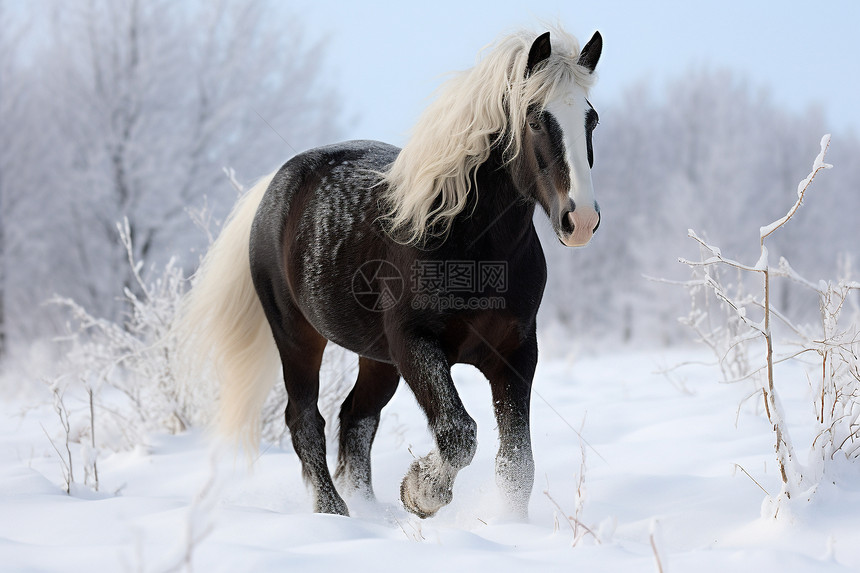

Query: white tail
left=176, top=172, right=280, bottom=451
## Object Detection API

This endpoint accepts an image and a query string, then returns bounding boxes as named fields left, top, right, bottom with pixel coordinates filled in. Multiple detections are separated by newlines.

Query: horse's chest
left=440, top=310, right=526, bottom=366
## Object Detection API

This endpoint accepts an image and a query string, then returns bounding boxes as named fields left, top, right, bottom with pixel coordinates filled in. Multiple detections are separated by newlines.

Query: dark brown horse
left=179, top=28, right=602, bottom=518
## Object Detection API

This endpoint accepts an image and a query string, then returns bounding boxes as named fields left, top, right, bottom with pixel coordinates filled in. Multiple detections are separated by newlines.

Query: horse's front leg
left=395, top=336, right=477, bottom=518
left=481, top=332, right=537, bottom=518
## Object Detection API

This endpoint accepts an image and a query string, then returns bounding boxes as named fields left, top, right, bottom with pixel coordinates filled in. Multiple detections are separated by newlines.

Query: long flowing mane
left=382, top=27, right=596, bottom=245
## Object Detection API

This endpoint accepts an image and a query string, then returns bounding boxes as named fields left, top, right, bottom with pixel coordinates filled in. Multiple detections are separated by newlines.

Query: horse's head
left=513, top=31, right=602, bottom=248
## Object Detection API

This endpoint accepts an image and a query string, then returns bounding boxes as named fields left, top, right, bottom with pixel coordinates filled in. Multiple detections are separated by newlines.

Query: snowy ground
left=2, top=347, right=859, bottom=572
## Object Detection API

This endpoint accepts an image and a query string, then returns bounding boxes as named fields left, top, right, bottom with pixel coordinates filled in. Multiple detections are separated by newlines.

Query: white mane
left=382, top=27, right=596, bottom=245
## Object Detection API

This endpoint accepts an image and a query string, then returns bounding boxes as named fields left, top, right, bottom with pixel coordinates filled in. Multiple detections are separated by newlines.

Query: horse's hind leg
left=270, top=312, right=348, bottom=516
left=333, top=357, right=400, bottom=499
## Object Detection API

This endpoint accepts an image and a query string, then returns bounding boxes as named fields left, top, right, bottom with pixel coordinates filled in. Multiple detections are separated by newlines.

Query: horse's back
left=250, top=140, right=400, bottom=355
left=253, top=140, right=398, bottom=242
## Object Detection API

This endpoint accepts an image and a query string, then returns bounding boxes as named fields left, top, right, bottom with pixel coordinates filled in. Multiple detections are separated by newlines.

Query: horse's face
left=516, top=31, right=602, bottom=248
left=522, top=88, right=599, bottom=247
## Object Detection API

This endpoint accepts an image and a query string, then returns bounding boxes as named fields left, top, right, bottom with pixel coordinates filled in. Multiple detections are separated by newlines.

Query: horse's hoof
left=400, top=478, right=435, bottom=519
left=399, top=459, right=453, bottom=518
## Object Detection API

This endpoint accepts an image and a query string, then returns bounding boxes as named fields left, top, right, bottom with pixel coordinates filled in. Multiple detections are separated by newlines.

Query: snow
left=3, top=348, right=860, bottom=572
left=755, top=245, right=769, bottom=271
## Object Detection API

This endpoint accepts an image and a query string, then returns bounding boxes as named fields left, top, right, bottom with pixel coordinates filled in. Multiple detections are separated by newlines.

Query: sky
left=290, top=0, right=860, bottom=146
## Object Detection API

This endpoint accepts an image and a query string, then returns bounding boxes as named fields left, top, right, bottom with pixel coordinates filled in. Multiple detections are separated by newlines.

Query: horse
left=178, top=27, right=602, bottom=519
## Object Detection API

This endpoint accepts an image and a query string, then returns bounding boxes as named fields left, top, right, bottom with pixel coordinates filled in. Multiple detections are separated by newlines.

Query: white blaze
left=545, top=85, right=598, bottom=247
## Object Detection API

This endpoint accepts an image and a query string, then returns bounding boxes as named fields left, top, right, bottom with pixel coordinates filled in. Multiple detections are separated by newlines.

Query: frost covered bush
left=676, top=135, right=860, bottom=516
left=802, top=263, right=860, bottom=464
left=52, top=219, right=197, bottom=451
left=678, top=261, right=754, bottom=383
left=48, top=181, right=356, bottom=489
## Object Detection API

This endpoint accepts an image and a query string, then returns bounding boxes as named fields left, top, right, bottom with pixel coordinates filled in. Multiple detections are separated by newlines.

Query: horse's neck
left=456, top=151, right=537, bottom=253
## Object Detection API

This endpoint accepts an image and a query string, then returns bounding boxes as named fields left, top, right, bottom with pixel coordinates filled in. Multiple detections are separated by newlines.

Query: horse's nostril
left=592, top=212, right=600, bottom=234
left=561, top=212, right=574, bottom=235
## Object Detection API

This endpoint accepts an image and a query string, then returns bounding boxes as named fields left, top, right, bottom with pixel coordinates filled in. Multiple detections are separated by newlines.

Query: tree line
left=0, top=0, right=342, bottom=358
left=539, top=69, right=860, bottom=346
left=1, top=2, right=857, bottom=361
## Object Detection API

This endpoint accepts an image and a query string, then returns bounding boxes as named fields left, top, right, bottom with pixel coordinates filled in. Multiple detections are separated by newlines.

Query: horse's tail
left=175, top=172, right=280, bottom=451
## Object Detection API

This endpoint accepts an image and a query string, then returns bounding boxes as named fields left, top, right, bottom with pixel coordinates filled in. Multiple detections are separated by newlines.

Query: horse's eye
left=529, top=120, right=541, bottom=131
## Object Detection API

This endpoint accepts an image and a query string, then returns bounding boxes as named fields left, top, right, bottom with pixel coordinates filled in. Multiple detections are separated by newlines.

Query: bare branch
left=760, top=134, right=832, bottom=242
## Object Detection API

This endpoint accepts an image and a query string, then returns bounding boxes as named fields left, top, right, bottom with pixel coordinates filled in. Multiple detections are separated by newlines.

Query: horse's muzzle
left=559, top=206, right=600, bottom=247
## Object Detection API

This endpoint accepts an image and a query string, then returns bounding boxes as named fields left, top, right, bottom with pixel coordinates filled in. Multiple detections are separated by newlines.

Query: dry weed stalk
left=543, top=431, right=600, bottom=547
left=649, top=519, right=666, bottom=573
left=675, top=135, right=860, bottom=514
left=41, top=379, right=74, bottom=493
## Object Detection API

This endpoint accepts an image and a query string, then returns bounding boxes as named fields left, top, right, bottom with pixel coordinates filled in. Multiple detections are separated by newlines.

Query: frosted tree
left=0, top=1, right=31, bottom=358
left=0, top=3, right=10, bottom=358
left=12, top=0, right=342, bottom=331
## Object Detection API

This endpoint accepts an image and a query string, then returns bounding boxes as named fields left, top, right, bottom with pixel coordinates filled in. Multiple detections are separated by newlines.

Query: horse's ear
left=577, top=31, right=602, bottom=73
left=526, top=32, right=552, bottom=77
